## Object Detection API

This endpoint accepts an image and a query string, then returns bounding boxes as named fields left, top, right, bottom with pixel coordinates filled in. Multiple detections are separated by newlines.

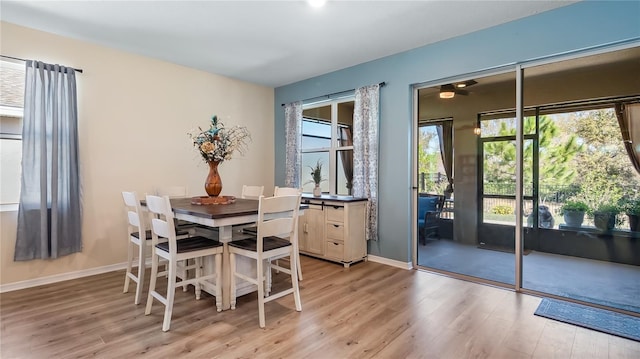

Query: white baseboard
left=0, top=262, right=130, bottom=293
left=367, top=255, right=412, bottom=270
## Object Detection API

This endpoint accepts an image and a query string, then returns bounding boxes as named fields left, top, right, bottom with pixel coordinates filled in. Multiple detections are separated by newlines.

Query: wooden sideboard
left=298, top=194, right=368, bottom=268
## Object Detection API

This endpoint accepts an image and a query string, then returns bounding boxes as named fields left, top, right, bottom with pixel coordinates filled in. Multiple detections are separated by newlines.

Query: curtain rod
left=281, top=81, right=386, bottom=107
left=1, top=55, right=84, bottom=73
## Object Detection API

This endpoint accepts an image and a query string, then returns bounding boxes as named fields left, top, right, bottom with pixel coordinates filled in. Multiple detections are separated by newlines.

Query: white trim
left=0, top=203, right=18, bottom=212
left=367, top=254, right=412, bottom=270
left=0, top=262, right=129, bottom=293
left=0, top=105, right=23, bottom=118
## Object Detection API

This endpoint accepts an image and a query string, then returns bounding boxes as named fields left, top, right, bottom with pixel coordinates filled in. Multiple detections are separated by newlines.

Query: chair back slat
left=273, top=186, right=301, bottom=197
left=127, top=211, right=140, bottom=227
left=151, top=217, right=172, bottom=239
left=122, top=191, right=138, bottom=207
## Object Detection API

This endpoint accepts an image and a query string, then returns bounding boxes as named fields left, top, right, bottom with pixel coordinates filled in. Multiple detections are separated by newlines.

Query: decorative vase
left=204, top=161, right=222, bottom=197
left=313, top=184, right=321, bottom=197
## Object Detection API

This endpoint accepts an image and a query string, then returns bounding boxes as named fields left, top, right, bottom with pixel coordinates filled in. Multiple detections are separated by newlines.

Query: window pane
left=336, top=149, right=353, bottom=195
left=302, top=105, right=331, bottom=150
left=418, top=125, right=446, bottom=194
left=301, top=152, right=329, bottom=193
left=483, top=139, right=533, bottom=196
left=302, top=120, right=331, bottom=149
left=480, top=116, right=536, bottom=138
left=0, top=139, right=21, bottom=204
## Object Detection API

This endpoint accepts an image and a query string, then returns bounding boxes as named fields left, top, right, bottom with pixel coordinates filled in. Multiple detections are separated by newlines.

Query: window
left=301, top=99, right=354, bottom=195
left=0, top=60, right=24, bottom=207
left=479, top=99, right=640, bottom=228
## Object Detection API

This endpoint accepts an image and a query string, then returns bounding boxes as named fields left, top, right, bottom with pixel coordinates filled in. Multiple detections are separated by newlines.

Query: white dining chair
left=271, top=186, right=304, bottom=281
left=144, top=194, right=224, bottom=332
left=122, top=191, right=191, bottom=305
left=229, top=194, right=302, bottom=328
left=231, top=185, right=265, bottom=233
left=241, top=185, right=265, bottom=200
left=154, top=186, right=199, bottom=290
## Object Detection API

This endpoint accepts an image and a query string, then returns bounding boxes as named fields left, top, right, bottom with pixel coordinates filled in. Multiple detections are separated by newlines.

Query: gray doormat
left=534, top=298, right=640, bottom=342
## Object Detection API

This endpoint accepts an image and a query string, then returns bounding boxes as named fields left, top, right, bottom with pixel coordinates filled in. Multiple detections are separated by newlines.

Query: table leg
left=218, top=225, right=233, bottom=310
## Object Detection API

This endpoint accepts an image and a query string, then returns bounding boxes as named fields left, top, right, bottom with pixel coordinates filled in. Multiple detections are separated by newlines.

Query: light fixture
left=307, top=0, right=327, bottom=8
left=439, top=84, right=455, bottom=99
left=473, top=127, right=482, bottom=136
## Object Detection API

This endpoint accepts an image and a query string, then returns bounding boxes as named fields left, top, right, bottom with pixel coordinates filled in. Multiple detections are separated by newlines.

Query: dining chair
left=241, top=185, right=265, bottom=200
left=144, top=194, right=224, bottom=331
left=229, top=194, right=302, bottom=328
left=154, top=186, right=199, bottom=290
left=122, top=191, right=191, bottom=304
left=231, top=185, right=266, bottom=235
left=243, top=186, right=304, bottom=282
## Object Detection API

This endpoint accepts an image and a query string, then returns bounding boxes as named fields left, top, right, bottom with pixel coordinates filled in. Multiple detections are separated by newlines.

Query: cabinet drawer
left=325, top=240, right=344, bottom=260
left=326, top=205, right=345, bottom=223
left=326, top=223, right=344, bottom=240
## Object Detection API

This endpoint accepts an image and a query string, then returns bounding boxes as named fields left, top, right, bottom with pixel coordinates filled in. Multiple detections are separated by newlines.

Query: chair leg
left=123, top=240, right=134, bottom=294
left=181, top=259, right=189, bottom=292
left=257, top=257, right=266, bottom=328
left=230, top=252, right=237, bottom=310
left=134, top=241, right=146, bottom=305
left=163, top=261, right=177, bottom=332
left=265, top=260, right=272, bottom=296
left=194, top=257, right=202, bottom=300
left=290, top=248, right=302, bottom=312
left=215, top=253, right=222, bottom=312
left=145, top=250, right=160, bottom=315
left=294, top=242, right=303, bottom=281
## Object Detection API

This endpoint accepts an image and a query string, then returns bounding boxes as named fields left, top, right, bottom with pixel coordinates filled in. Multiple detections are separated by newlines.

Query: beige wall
left=0, top=22, right=275, bottom=286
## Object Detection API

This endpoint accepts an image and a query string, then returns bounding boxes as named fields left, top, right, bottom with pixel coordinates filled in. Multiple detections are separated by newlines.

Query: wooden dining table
left=167, top=197, right=305, bottom=310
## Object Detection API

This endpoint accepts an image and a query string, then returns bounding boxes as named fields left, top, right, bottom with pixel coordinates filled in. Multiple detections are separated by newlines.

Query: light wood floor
left=1, top=256, right=639, bottom=359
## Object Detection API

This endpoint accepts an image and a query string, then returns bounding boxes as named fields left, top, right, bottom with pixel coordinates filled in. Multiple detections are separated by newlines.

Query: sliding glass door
left=415, top=45, right=640, bottom=314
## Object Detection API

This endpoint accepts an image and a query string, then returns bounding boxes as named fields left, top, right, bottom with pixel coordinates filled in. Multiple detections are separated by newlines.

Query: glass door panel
left=521, top=48, right=640, bottom=314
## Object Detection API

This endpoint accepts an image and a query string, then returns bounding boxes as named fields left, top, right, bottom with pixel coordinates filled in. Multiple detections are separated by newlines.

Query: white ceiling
left=0, top=0, right=577, bottom=88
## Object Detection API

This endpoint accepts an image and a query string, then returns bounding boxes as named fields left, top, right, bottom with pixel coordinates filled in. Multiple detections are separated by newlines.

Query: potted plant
left=592, top=203, right=621, bottom=231
left=620, top=197, right=640, bottom=232
left=306, top=160, right=325, bottom=197
left=559, top=200, right=589, bottom=227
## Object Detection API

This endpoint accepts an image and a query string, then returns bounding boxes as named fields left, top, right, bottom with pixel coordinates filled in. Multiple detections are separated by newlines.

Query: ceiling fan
left=439, top=80, right=478, bottom=98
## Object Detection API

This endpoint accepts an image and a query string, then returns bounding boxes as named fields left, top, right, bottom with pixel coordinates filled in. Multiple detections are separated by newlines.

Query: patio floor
left=417, top=239, right=640, bottom=314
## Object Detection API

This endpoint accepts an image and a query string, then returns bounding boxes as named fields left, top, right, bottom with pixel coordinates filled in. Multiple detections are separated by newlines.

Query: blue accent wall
left=274, top=1, right=640, bottom=263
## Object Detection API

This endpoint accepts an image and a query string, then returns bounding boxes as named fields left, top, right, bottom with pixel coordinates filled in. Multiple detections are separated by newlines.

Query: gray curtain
left=615, top=102, right=640, bottom=175
left=284, top=101, right=302, bottom=188
left=353, top=84, right=380, bottom=241
left=436, top=121, right=454, bottom=195
left=15, top=61, right=81, bottom=261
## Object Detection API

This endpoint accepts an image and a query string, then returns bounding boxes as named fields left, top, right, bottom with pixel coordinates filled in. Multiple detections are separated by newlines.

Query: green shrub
left=619, top=197, right=640, bottom=216
left=491, top=205, right=514, bottom=215
left=559, top=200, right=589, bottom=214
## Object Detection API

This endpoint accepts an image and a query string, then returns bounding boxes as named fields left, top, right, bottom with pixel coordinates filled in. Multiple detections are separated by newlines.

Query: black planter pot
left=629, top=214, right=639, bottom=232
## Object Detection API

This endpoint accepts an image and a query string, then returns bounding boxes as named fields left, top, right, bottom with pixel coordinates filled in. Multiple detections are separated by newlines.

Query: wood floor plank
left=2, top=255, right=639, bottom=358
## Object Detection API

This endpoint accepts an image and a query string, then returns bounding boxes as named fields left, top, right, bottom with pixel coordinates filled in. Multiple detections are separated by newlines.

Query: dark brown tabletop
left=170, top=198, right=258, bottom=219
left=168, top=198, right=309, bottom=220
